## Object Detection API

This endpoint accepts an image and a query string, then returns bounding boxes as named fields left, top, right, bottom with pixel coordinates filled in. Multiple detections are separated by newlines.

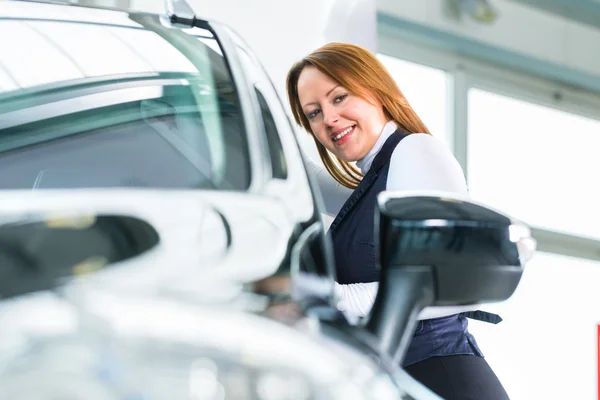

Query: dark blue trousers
left=405, top=354, right=510, bottom=400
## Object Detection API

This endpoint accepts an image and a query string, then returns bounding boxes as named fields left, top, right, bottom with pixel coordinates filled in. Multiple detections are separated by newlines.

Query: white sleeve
left=386, top=133, right=468, bottom=195
left=334, top=281, right=378, bottom=317
left=304, top=155, right=353, bottom=218
left=333, top=134, right=479, bottom=320
left=334, top=282, right=479, bottom=320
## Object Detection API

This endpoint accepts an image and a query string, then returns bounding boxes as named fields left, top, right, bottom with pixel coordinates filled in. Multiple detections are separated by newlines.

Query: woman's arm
left=334, top=281, right=378, bottom=317
left=334, top=278, right=479, bottom=319
left=334, top=134, right=478, bottom=319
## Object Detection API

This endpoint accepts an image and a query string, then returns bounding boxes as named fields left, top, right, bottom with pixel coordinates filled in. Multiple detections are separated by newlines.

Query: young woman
left=286, top=42, right=509, bottom=400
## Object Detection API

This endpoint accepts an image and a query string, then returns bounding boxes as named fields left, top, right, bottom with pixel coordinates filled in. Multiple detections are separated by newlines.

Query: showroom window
left=465, top=86, right=600, bottom=399
left=468, top=251, right=600, bottom=400
left=378, top=29, right=600, bottom=400
left=377, top=54, right=453, bottom=148
left=467, top=88, right=600, bottom=240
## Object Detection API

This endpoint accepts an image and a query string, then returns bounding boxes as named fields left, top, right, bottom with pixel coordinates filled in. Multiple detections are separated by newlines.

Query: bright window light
left=377, top=54, right=452, bottom=149
left=468, top=88, right=600, bottom=240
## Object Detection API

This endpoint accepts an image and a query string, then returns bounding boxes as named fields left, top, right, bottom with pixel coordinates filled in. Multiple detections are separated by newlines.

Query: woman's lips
left=332, top=126, right=355, bottom=146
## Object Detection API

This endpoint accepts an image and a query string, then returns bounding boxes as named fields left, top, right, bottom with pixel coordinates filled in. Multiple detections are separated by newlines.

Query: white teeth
left=333, top=127, right=353, bottom=141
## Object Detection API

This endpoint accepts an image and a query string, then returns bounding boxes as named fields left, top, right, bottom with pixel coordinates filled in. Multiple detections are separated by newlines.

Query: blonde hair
left=286, top=42, right=430, bottom=189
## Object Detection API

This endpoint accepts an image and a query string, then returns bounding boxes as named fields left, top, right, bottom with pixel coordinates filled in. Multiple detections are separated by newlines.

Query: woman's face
left=297, top=66, right=388, bottom=162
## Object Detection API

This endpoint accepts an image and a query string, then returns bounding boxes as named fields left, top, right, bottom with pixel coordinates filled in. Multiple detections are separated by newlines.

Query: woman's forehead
left=298, top=67, right=342, bottom=104
left=298, top=66, right=339, bottom=89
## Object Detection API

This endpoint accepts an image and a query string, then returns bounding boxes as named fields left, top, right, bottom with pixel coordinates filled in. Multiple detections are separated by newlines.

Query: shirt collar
left=356, top=121, right=398, bottom=174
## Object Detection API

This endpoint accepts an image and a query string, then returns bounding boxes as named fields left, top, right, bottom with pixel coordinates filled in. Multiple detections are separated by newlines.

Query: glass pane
left=0, top=21, right=198, bottom=94
left=468, top=88, right=600, bottom=239
left=377, top=54, right=451, bottom=148
left=0, top=21, right=85, bottom=89
left=0, top=20, right=251, bottom=191
left=255, top=88, right=288, bottom=180
left=468, top=251, right=600, bottom=400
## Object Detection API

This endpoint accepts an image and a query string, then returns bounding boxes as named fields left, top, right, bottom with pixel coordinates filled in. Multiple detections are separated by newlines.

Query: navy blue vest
left=329, top=131, right=491, bottom=367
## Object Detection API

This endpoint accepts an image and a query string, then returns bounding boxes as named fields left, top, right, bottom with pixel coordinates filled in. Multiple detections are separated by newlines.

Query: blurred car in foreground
left=0, top=1, right=536, bottom=399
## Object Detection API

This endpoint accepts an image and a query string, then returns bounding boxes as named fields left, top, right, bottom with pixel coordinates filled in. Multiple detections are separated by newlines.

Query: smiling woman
left=286, top=42, right=430, bottom=189
left=286, top=42, right=511, bottom=400
left=296, top=66, right=387, bottom=162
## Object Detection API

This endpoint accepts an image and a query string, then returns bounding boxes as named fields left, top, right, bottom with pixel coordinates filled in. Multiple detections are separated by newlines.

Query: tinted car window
left=0, top=19, right=250, bottom=190
left=255, top=88, right=287, bottom=179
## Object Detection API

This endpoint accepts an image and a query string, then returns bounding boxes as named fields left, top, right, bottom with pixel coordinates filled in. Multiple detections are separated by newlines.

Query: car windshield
left=0, top=11, right=250, bottom=190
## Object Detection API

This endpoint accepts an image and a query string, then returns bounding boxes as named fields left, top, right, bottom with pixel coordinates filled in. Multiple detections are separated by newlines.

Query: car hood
left=0, top=189, right=297, bottom=304
left=0, top=287, right=401, bottom=400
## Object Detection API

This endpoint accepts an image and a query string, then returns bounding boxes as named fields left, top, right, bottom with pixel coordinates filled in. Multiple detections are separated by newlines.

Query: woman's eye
left=334, top=94, right=348, bottom=103
left=307, top=109, right=321, bottom=119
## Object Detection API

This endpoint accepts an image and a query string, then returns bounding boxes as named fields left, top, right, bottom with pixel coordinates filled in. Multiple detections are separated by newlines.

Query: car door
left=209, top=22, right=337, bottom=287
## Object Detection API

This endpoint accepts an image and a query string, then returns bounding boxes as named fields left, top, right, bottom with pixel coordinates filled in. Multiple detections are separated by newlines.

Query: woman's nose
left=323, top=106, right=339, bottom=127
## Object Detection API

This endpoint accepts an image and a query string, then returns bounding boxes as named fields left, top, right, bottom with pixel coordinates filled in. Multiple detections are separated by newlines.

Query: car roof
left=0, top=0, right=219, bottom=96
left=2, top=0, right=151, bottom=26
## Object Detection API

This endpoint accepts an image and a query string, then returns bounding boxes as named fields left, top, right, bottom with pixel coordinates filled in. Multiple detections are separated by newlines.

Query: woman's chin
left=333, top=151, right=356, bottom=163
left=336, top=148, right=363, bottom=163
left=327, top=140, right=363, bottom=162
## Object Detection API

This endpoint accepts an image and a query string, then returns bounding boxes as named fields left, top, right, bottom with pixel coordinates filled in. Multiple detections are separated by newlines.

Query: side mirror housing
left=365, top=192, right=535, bottom=365
left=0, top=214, right=159, bottom=299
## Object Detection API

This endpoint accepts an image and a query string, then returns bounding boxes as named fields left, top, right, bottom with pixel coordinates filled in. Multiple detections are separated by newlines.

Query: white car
left=0, top=1, right=535, bottom=399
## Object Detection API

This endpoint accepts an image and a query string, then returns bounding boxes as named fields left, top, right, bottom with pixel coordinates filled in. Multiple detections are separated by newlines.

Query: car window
left=255, top=88, right=287, bottom=179
left=0, top=19, right=250, bottom=191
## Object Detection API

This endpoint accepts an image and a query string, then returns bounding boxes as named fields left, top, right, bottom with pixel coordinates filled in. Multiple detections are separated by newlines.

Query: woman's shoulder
left=399, top=131, right=443, bottom=143
left=394, top=132, right=452, bottom=157
left=387, top=132, right=468, bottom=194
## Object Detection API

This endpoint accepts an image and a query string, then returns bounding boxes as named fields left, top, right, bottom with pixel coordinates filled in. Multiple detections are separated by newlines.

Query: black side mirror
left=364, top=193, right=535, bottom=365
left=0, top=214, right=159, bottom=299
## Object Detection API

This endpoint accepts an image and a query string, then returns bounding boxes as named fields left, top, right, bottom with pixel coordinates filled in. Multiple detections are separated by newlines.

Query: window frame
left=378, top=29, right=600, bottom=262
left=254, top=87, right=288, bottom=180
left=212, top=22, right=318, bottom=226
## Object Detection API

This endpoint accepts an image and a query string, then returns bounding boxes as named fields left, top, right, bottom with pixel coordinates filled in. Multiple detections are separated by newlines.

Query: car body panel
left=0, top=2, right=448, bottom=399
